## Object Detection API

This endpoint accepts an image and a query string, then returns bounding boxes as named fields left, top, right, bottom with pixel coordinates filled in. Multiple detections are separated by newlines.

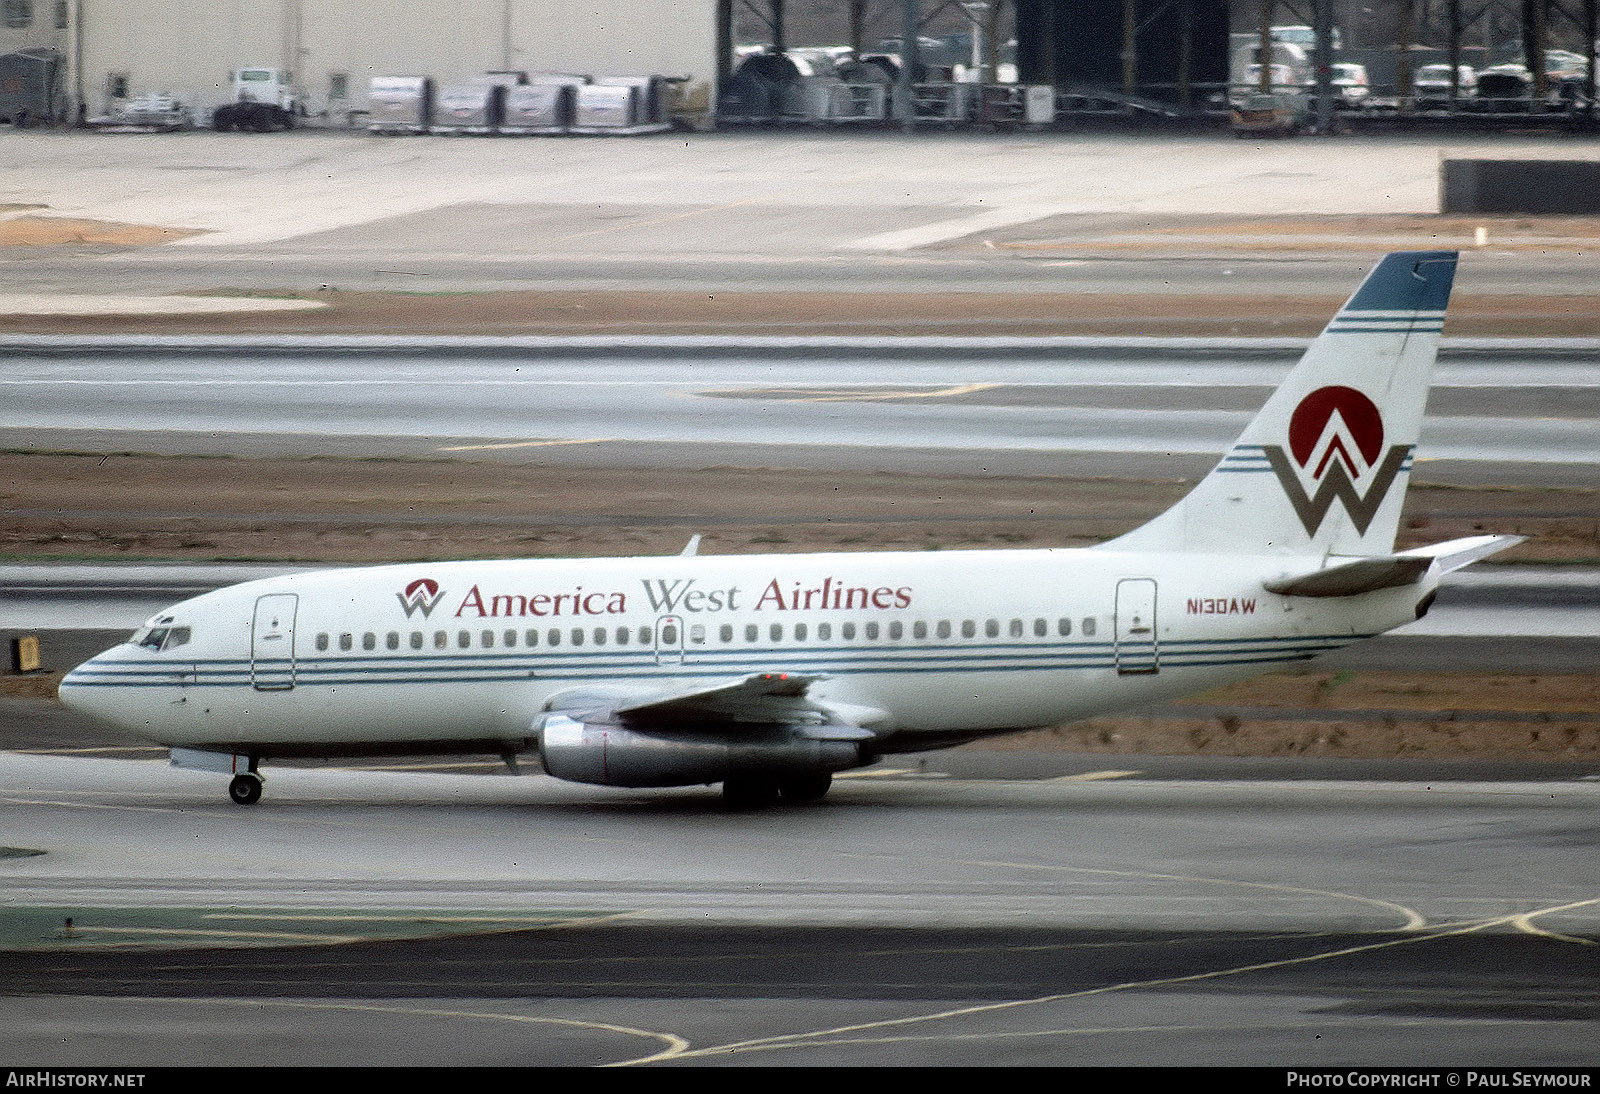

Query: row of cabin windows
left=311, top=617, right=1098, bottom=654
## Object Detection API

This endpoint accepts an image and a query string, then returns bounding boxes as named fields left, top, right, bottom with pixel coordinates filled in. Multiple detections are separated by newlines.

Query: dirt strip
left=3, top=289, right=1598, bottom=338
left=3, top=452, right=1594, bottom=564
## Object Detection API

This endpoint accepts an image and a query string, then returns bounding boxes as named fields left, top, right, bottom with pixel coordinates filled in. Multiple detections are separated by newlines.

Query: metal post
left=1527, top=0, right=1547, bottom=102
left=773, top=0, right=786, bottom=54
left=1447, top=0, right=1462, bottom=108
left=1586, top=0, right=1597, bottom=118
left=984, top=0, right=1005, bottom=87
left=1123, top=0, right=1137, bottom=98
left=1257, top=0, right=1273, bottom=92
left=897, top=0, right=921, bottom=129
left=1178, top=0, right=1193, bottom=110
left=1397, top=0, right=1414, bottom=111
left=1312, top=0, right=1334, bottom=131
left=716, top=0, right=733, bottom=88
left=68, top=0, right=84, bottom=123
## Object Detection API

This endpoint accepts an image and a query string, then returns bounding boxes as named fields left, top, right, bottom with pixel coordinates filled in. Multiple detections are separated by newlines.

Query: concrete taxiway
left=3, top=749, right=1598, bottom=1066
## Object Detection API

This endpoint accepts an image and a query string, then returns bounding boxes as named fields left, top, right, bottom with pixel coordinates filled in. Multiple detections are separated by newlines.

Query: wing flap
left=615, top=672, right=824, bottom=723
left=544, top=673, right=884, bottom=739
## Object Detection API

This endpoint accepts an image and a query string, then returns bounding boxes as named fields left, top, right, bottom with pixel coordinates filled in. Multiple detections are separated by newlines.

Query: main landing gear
left=721, top=773, right=833, bottom=809
left=228, top=770, right=264, bottom=805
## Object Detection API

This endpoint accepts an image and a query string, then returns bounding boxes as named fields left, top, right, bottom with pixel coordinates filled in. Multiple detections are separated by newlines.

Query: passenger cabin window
left=1083, top=618, right=1097, bottom=636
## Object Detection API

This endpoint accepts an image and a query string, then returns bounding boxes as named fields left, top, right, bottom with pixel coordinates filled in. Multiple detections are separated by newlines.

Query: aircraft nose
left=57, top=656, right=120, bottom=723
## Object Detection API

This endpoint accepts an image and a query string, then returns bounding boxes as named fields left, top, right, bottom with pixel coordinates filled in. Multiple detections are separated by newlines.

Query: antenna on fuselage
left=679, top=534, right=703, bottom=557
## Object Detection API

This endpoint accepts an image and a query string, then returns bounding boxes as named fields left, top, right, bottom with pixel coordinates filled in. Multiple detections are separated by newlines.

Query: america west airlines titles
left=405, top=574, right=917, bottom=622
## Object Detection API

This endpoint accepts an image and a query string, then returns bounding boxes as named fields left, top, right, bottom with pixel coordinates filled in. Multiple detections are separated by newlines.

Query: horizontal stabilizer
left=1264, top=556, right=1431, bottom=598
left=1264, top=534, right=1524, bottom=598
left=1399, top=533, right=1525, bottom=575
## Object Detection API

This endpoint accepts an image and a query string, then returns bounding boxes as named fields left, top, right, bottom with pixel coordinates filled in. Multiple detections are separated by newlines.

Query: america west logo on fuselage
left=1262, top=385, right=1411, bottom=537
left=397, top=578, right=446, bottom=619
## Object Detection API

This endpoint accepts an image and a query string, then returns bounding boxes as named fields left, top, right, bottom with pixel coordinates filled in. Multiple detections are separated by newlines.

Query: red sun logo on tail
left=1265, top=386, right=1411, bottom=538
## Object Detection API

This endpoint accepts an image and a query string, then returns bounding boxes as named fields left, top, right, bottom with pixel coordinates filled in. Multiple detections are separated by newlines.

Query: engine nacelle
left=537, top=713, right=864, bottom=788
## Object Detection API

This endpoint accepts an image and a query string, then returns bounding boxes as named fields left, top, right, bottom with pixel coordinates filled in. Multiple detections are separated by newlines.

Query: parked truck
left=212, top=67, right=298, bottom=131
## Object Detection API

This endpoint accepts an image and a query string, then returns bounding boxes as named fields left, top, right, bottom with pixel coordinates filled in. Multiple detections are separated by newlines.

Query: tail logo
left=397, top=578, right=446, bottom=618
left=1264, top=386, right=1411, bottom=537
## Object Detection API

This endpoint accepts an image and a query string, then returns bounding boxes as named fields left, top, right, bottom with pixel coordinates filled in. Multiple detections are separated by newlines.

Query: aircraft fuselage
left=59, top=547, right=1431, bottom=757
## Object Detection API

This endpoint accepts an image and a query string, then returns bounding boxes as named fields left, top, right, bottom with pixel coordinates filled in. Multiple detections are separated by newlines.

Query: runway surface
left=3, top=337, right=1597, bottom=487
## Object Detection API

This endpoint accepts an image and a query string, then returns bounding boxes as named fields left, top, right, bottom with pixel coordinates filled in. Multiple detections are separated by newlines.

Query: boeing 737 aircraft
left=60, top=251, right=1519, bottom=807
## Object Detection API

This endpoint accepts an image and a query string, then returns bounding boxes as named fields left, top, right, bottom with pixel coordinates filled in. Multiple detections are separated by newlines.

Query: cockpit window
left=131, top=626, right=191, bottom=651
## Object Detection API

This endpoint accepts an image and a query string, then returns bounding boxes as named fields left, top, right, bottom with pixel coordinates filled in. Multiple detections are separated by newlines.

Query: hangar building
left=3, top=1, right=1242, bottom=125
left=1, top=0, right=718, bottom=122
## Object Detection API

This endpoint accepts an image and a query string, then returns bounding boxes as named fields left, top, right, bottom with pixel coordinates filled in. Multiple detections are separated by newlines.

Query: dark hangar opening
left=1014, top=0, right=1231, bottom=106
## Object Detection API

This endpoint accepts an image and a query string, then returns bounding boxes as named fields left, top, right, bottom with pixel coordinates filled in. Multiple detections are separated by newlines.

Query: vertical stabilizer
left=1105, top=251, right=1458, bottom=557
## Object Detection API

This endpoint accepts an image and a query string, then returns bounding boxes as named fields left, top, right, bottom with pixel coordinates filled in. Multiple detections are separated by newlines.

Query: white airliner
left=60, top=251, right=1518, bottom=807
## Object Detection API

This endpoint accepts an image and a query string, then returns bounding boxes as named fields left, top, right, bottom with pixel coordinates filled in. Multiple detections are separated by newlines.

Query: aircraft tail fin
left=1105, top=251, right=1459, bottom=558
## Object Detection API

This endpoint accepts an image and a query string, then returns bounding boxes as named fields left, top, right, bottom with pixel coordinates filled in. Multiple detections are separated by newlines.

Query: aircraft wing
left=548, top=673, right=881, bottom=740
left=1264, top=534, right=1524, bottom=598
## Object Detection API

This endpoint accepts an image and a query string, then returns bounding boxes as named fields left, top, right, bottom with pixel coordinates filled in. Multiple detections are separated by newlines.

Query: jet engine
left=536, top=712, right=865, bottom=789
